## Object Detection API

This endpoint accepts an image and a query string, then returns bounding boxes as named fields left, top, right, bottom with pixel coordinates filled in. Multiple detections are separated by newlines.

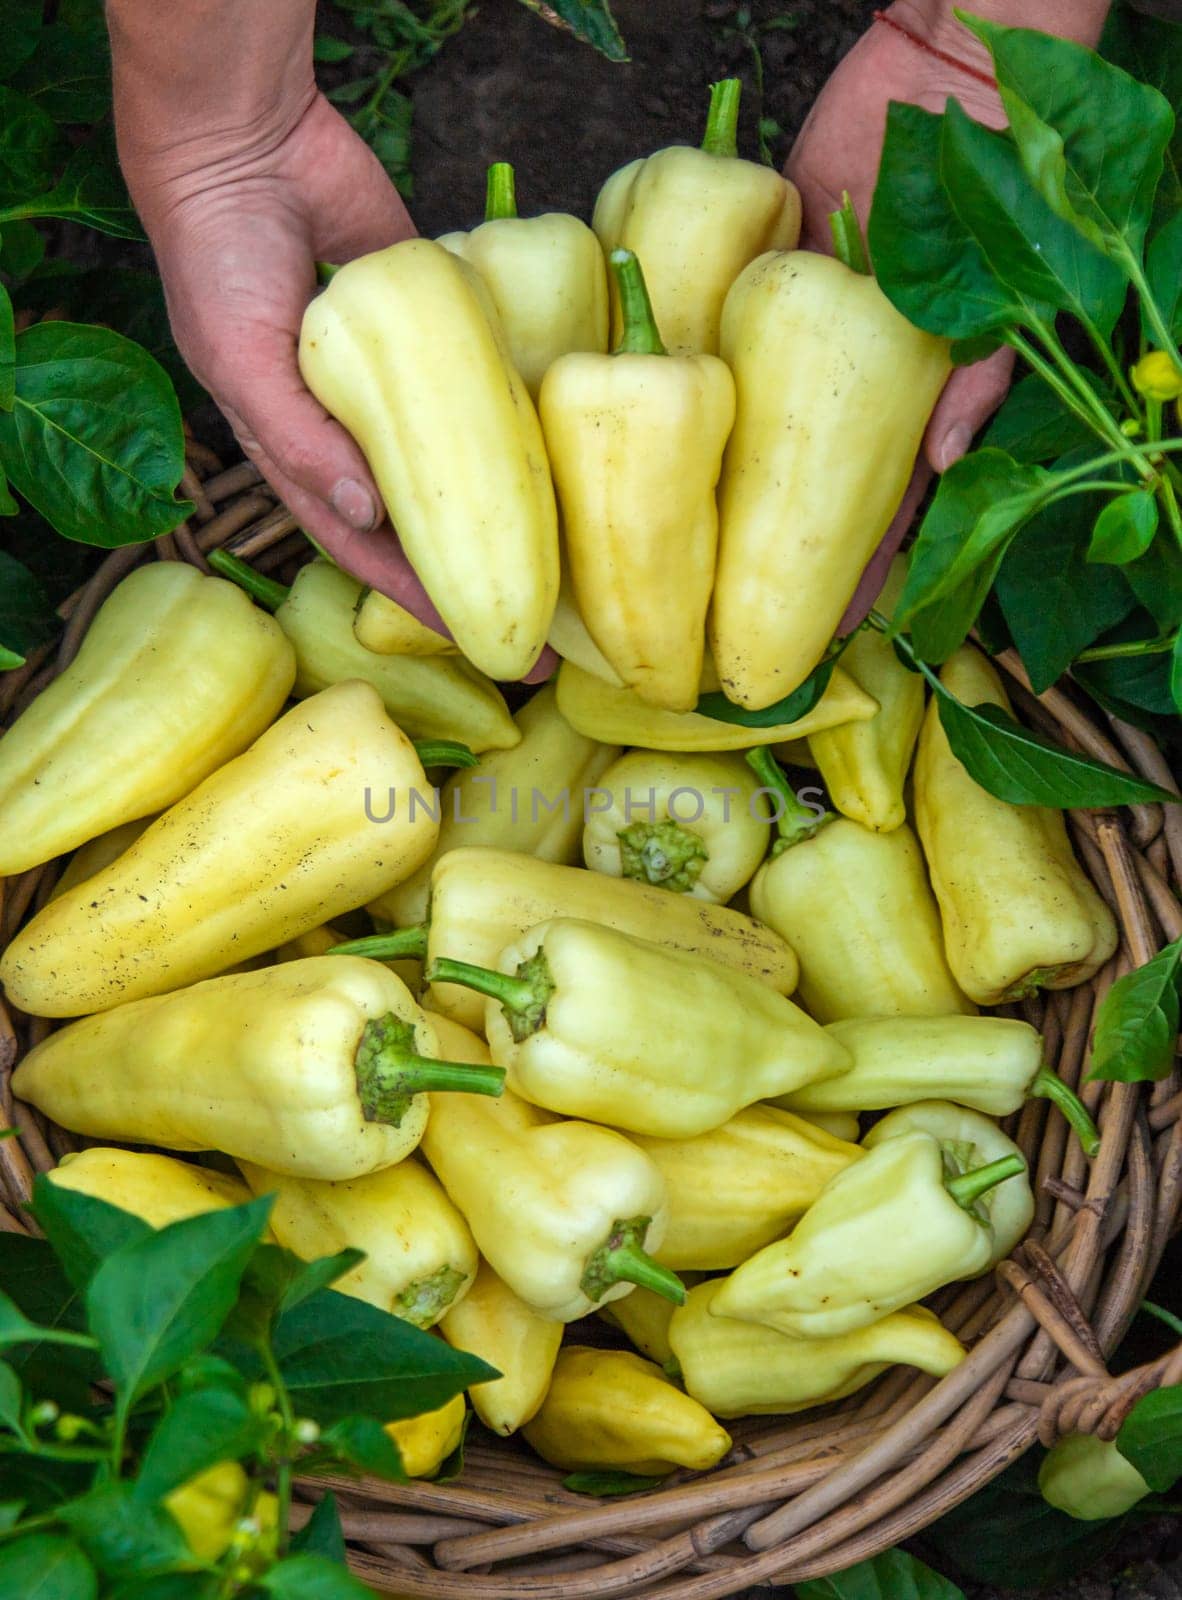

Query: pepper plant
left=0, top=1174, right=491, bottom=1595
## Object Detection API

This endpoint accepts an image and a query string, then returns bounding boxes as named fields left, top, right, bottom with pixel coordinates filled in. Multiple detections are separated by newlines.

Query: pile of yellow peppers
left=0, top=82, right=1120, bottom=1513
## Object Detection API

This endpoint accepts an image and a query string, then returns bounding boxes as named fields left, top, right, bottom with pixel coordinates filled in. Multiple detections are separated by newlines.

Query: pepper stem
left=701, top=78, right=740, bottom=159
left=829, top=191, right=871, bottom=276
left=581, top=1217, right=686, bottom=1307
left=610, top=250, right=667, bottom=356
left=329, top=926, right=430, bottom=961
left=945, top=1154, right=1027, bottom=1212
left=617, top=820, right=707, bottom=893
left=426, top=951, right=555, bottom=1043
left=745, top=746, right=834, bottom=852
left=315, top=261, right=340, bottom=284
left=354, top=1013, right=505, bottom=1126
left=414, top=739, right=479, bottom=771
left=485, top=161, right=517, bottom=221
left=206, top=549, right=289, bottom=613
left=1030, top=1066, right=1102, bottom=1159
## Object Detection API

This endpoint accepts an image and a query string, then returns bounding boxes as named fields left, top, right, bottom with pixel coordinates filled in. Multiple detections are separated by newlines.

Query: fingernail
left=331, top=477, right=378, bottom=531
left=937, top=422, right=973, bottom=471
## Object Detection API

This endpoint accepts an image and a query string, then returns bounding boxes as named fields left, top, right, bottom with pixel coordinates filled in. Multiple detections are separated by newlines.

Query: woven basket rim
left=1, top=445, right=1180, bottom=1600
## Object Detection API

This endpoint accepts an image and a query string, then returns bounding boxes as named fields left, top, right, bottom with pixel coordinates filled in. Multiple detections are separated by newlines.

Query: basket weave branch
left=2, top=448, right=1181, bottom=1598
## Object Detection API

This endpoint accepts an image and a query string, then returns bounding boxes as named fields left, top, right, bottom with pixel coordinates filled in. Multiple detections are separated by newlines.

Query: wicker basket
left=2, top=445, right=1181, bottom=1599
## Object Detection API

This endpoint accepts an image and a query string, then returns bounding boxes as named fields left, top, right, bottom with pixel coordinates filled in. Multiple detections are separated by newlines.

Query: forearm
left=898, top=0, right=1110, bottom=56
left=107, top=0, right=316, bottom=178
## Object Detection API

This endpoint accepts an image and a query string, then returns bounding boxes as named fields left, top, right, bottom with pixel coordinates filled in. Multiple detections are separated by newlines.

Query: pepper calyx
left=617, top=819, right=708, bottom=892
left=355, top=1012, right=505, bottom=1126
left=581, top=1216, right=686, bottom=1307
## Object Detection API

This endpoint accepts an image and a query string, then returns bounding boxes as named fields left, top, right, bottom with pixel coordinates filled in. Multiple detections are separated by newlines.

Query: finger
left=924, top=348, right=1015, bottom=471
left=836, top=460, right=932, bottom=633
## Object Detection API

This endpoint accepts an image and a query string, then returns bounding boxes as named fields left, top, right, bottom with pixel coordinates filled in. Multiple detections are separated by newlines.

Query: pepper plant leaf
left=794, top=1546, right=965, bottom=1600
left=562, top=1471, right=658, bottom=1497
left=0, top=551, right=58, bottom=669
left=317, top=1415, right=406, bottom=1481
left=0, top=280, right=13, bottom=412
left=513, top=0, right=628, bottom=61
left=2, top=142, right=143, bottom=240
left=939, top=98, right=1128, bottom=335
left=134, top=1386, right=267, bottom=1504
left=30, top=1179, right=151, bottom=1294
left=1116, top=1385, right=1182, bottom=1493
left=0, top=9, right=43, bottom=80
left=1088, top=491, right=1159, bottom=565
left=0, top=87, right=62, bottom=207
left=961, top=14, right=1174, bottom=258
left=982, top=373, right=1102, bottom=465
left=0, top=1362, right=22, bottom=1436
left=257, top=1554, right=375, bottom=1598
left=8, top=22, right=112, bottom=124
left=1089, top=937, right=1182, bottom=1083
left=696, top=643, right=843, bottom=727
left=290, top=1494, right=347, bottom=1564
left=1145, top=209, right=1182, bottom=338
left=1100, top=7, right=1182, bottom=227
left=59, top=1483, right=192, bottom=1583
left=868, top=102, right=1029, bottom=341
left=0, top=322, right=192, bottom=546
left=0, top=1532, right=97, bottom=1599
left=1124, top=536, right=1182, bottom=631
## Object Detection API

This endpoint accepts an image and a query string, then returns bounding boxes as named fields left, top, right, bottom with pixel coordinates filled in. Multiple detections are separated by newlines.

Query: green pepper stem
left=206, top=549, right=289, bottom=612
left=745, top=746, right=834, bottom=851
left=329, top=926, right=430, bottom=961
left=1030, top=1066, right=1102, bottom=1159
left=354, top=1012, right=504, bottom=1126
left=611, top=250, right=667, bottom=356
left=581, top=1217, right=686, bottom=1307
left=414, top=739, right=479, bottom=771
left=426, top=952, right=554, bottom=1042
left=485, top=161, right=517, bottom=221
left=701, top=78, right=740, bottom=158
left=315, top=261, right=340, bottom=284
left=945, top=1154, right=1027, bottom=1212
left=829, top=191, right=871, bottom=275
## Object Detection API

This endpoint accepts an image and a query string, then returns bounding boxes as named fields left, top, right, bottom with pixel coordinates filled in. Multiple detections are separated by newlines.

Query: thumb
left=924, top=348, right=1015, bottom=472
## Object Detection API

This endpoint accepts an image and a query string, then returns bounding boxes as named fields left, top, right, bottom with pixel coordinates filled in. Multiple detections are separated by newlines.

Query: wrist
left=903, top=0, right=1109, bottom=51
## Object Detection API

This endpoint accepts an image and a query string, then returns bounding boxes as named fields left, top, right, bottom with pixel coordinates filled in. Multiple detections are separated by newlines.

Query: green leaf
left=0, top=1288, right=95, bottom=1354
left=0, top=1533, right=97, bottom=1598
left=982, top=373, right=1104, bottom=465
left=939, top=98, right=1128, bottom=335
left=962, top=14, right=1174, bottom=258
left=868, top=102, right=1026, bottom=340
left=995, top=497, right=1136, bottom=691
left=0, top=1501, right=24, bottom=1532
left=0, top=550, right=58, bottom=665
left=1, top=141, right=143, bottom=240
left=61, top=1484, right=191, bottom=1582
left=105, top=1577, right=219, bottom=1600
left=0, top=87, right=62, bottom=207
left=30, top=1175, right=151, bottom=1292
left=0, top=1236, right=97, bottom=1408
left=1146, top=209, right=1182, bottom=339
left=87, top=1197, right=273, bottom=1404
left=0, top=321, right=192, bottom=546
left=223, top=1244, right=365, bottom=1349
left=269, top=1288, right=495, bottom=1426
left=562, top=1470, right=659, bottom=1496
left=895, top=449, right=1055, bottom=660
left=258, top=1554, right=374, bottom=1598
left=1076, top=629, right=1177, bottom=726
left=1171, top=626, right=1182, bottom=717
left=0, top=1360, right=23, bottom=1434
left=135, top=1386, right=266, bottom=1503
left=1125, top=535, right=1182, bottom=630
left=513, top=0, right=628, bottom=60
left=9, top=24, right=112, bottom=123
left=0, top=219, right=46, bottom=277
left=290, top=1495, right=347, bottom=1564
left=695, top=644, right=842, bottom=728
left=319, top=1414, right=406, bottom=1480
left=313, top=36, right=355, bottom=62
left=933, top=691, right=1178, bottom=807
left=1088, top=938, right=1182, bottom=1084
left=1088, top=491, right=1159, bottom=564
left=1116, top=1385, right=1182, bottom=1492
left=794, top=1546, right=964, bottom=1600
left=0, top=279, right=13, bottom=412
left=1101, top=8, right=1182, bottom=228
left=0, top=8, right=44, bottom=79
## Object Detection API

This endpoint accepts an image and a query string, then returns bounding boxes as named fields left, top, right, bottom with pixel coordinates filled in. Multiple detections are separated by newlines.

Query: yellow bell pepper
left=165, top=1462, right=252, bottom=1566
left=47, top=1148, right=254, bottom=1228
left=237, top=1157, right=478, bottom=1327
left=440, top=1258, right=563, bottom=1436
left=806, top=557, right=925, bottom=831
left=523, top=1347, right=731, bottom=1476
left=358, top=847, right=799, bottom=1033
left=1, top=682, right=440, bottom=1017
left=13, top=956, right=504, bottom=1180
left=593, top=79, right=801, bottom=356
left=211, top=555, right=519, bottom=753
left=419, top=1014, right=681, bottom=1322
left=582, top=749, right=769, bottom=903
left=712, top=1129, right=1027, bottom=1338
left=428, top=917, right=848, bottom=1138
left=555, top=658, right=878, bottom=752
left=710, top=249, right=951, bottom=709
left=369, top=685, right=619, bottom=929
left=863, top=1101, right=1034, bottom=1268
left=299, top=238, right=559, bottom=681
left=0, top=563, right=294, bottom=877
left=793, top=1109, right=861, bottom=1143
left=598, top=1282, right=690, bottom=1371
left=745, top=749, right=972, bottom=1022
left=629, top=1105, right=861, bottom=1271
left=915, top=645, right=1119, bottom=1004
left=779, top=1014, right=1100, bottom=1157
left=353, top=586, right=457, bottom=655
left=540, top=249, right=734, bottom=711
left=438, top=161, right=608, bottom=396
left=385, top=1391, right=467, bottom=1478
left=547, top=571, right=624, bottom=684
left=1039, top=1434, right=1152, bottom=1521
left=669, top=1283, right=966, bottom=1418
